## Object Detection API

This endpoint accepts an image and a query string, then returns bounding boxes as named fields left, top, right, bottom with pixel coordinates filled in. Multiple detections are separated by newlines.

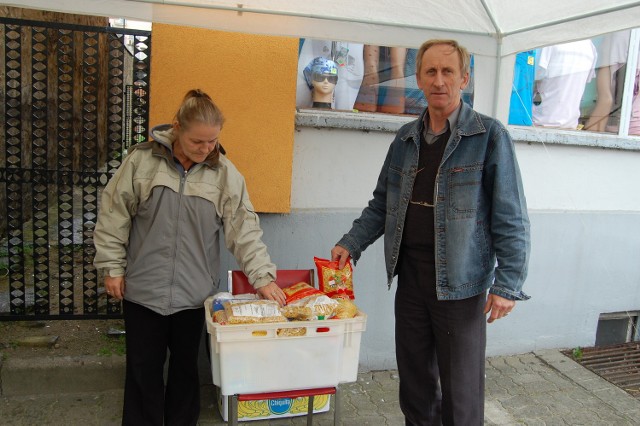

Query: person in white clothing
left=532, top=40, right=597, bottom=129
left=585, top=30, right=640, bottom=135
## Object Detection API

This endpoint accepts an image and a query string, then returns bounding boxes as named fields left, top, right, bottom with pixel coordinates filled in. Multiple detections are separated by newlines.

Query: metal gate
left=0, top=17, right=151, bottom=320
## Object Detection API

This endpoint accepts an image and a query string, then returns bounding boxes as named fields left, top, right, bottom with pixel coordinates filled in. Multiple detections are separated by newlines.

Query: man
left=331, top=39, right=530, bottom=425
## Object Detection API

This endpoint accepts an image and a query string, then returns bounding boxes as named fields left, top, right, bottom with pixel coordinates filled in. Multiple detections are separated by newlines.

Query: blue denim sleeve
left=484, top=122, right=531, bottom=301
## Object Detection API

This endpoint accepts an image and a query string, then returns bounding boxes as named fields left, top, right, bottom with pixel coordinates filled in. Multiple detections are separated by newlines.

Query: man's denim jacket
left=337, top=102, right=531, bottom=301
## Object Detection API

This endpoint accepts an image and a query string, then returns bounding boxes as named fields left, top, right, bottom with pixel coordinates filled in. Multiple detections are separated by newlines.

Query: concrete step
left=0, top=355, right=125, bottom=397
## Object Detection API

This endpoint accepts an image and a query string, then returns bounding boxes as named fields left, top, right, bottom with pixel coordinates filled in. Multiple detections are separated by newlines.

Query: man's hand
left=331, top=245, right=351, bottom=270
left=256, top=281, right=286, bottom=306
left=484, top=294, right=515, bottom=323
left=105, top=275, right=125, bottom=300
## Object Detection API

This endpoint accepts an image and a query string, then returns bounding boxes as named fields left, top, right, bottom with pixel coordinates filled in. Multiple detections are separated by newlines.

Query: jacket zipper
left=169, top=168, right=188, bottom=308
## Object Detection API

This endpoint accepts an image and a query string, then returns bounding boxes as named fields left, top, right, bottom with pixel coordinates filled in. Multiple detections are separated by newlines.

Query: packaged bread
left=223, top=299, right=287, bottom=324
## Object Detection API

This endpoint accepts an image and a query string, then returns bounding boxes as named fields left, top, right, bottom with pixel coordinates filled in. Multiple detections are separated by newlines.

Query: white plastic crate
left=204, top=296, right=367, bottom=396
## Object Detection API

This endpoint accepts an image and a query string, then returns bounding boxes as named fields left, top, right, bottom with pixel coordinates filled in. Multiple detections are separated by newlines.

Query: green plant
left=97, top=347, right=112, bottom=356
left=572, top=346, right=583, bottom=361
left=97, top=334, right=126, bottom=356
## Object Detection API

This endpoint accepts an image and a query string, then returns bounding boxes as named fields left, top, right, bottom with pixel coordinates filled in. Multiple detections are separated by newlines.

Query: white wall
left=218, top=123, right=640, bottom=371
left=293, top=126, right=640, bottom=212
left=267, top=124, right=640, bottom=370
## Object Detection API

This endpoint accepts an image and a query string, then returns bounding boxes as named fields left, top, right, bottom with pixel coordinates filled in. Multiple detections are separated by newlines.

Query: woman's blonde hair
left=174, top=89, right=225, bottom=130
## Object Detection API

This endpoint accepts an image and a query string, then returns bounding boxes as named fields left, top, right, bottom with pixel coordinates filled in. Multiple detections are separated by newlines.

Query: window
left=508, top=28, right=640, bottom=137
left=296, top=39, right=474, bottom=116
left=595, top=311, right=640, bottom=347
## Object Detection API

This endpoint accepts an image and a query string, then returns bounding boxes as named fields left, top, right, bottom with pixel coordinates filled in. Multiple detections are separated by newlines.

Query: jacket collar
left=402, top=101, right=486, bottom=143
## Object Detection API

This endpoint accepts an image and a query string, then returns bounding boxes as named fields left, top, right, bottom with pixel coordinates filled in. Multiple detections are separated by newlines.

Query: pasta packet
left=211, top=292, right=234, bottom=324
left=211, top=292, right=258, bottom=324
left=223, top=299, right=287, bottom=324
left=281, top=294, right=338, bottom=321
left=277, top=327, right=307, bottom=337
left=281, top=281, right=339, bottom=321
left=314, top=256, right=355, bottom=299
left=334, top=297, right=359, bottom=319
left=282, top=281, right=323, bottom=304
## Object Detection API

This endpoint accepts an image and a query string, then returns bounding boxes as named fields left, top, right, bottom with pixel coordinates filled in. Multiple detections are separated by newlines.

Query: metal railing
left=0, top=17, right=152, bottom=319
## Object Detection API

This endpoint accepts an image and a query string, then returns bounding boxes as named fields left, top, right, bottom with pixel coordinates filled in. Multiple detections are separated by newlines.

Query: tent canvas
left=3, top=0, right=640, bottom=56
left=3, top=0, right=640, bottom=117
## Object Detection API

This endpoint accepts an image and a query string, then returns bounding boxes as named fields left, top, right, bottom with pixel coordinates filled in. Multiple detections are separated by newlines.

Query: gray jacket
left=93, top=125, right=276, bottom=315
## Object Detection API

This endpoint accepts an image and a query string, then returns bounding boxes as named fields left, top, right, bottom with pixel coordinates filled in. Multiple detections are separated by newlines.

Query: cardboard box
left=216, top=386, right=330, bottom=422
left=204, top=296, right=367, bottom=396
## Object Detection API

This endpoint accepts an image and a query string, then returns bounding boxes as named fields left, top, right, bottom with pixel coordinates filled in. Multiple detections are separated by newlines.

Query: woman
left=93, top=89, right=284, bottom=425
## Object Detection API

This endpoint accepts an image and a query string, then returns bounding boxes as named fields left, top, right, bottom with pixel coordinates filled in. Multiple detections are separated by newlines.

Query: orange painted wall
left=148, top=24, right=298, bottom=213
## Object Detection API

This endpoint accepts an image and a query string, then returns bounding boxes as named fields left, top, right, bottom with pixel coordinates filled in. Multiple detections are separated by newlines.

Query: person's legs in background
left=354, top=45, right=380, bottom=112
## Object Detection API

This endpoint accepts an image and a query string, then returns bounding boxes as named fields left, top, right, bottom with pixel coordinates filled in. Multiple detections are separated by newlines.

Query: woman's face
left=173, top=121, right=221, bottom=164
left=312, top=73, right=337, bottom=95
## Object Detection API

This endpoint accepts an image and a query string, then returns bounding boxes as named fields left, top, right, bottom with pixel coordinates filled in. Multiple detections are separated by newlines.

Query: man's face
left=416, top=44, right=469, bottom=116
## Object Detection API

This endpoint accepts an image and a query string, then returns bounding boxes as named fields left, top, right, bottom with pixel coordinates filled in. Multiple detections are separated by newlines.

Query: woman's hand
left=256, top=281, right=286, bottom=306
left=105, top=275, right=125, bottom=300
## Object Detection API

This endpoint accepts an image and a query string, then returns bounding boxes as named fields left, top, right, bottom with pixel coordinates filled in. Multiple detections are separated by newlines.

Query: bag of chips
left=314, top=256, right=355, bottom=299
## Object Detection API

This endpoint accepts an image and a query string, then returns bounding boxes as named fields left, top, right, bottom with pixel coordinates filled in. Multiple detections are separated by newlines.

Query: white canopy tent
left=3, top=0, right=640, bottom=118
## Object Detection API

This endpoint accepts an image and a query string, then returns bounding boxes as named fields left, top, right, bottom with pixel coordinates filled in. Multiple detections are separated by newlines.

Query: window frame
left=295, top=108, right=640, bottom=151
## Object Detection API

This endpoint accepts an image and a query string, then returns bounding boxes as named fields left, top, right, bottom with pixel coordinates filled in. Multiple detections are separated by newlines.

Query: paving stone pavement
left=1, top=349, right=640, bottom=425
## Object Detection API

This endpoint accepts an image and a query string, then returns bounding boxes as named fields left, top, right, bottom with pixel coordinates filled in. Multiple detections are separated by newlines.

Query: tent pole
left=479, top=0, right=503, bottom=118
left=492, top=39, right=502, bottom=118
left=618, top=29, right=640, bottom=137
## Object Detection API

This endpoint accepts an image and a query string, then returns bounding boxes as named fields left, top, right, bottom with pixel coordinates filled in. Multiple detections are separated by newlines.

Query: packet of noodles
left=211, top=292, right=234, bottom=324
left=282, top=282, right=338, bottom=320
left=223, top=299, right=287, bottom=324
left=314, top=256, right=355, bottom=299
left=334, top=297, right=359, bottom=319
left=282, top=282, right=324, bottom=304
left=281, top=294, right=338, bottom=321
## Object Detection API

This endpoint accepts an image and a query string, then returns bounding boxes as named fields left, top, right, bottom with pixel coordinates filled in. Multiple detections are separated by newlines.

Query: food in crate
left=211, top=281, right=358, bottom=325
left=334, top=297, right=358, bottom=319
left=281, top=282, right=338, bottom=320
left=211, top=292, right=283, bottom=325
left=314, top=256, right=355, bottom=299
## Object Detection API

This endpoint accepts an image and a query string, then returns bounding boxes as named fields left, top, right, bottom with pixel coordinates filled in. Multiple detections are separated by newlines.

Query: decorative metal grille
left=0, top=18, right=152, bottom=319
